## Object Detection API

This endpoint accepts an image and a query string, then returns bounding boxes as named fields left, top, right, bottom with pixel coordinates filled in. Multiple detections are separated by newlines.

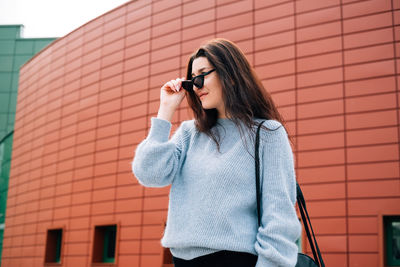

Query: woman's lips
left=199, top=93, right=208, bottom=100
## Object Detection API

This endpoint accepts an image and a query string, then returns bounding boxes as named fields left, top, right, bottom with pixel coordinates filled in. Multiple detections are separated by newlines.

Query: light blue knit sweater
left=132, top=117, right=301, bottom=266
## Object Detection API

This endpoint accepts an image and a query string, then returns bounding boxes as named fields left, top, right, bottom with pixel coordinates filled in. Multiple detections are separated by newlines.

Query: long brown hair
left=185, top=38, right=286, bottom=149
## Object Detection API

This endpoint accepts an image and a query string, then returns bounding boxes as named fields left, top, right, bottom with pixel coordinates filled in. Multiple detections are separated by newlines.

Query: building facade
left=0, top=25, right=55, bottom=265
left=2, top=0, right=400, bottom=266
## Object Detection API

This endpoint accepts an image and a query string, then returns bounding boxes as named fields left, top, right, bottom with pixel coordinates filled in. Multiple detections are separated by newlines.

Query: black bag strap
left=255, top=121, right=325, bottom=267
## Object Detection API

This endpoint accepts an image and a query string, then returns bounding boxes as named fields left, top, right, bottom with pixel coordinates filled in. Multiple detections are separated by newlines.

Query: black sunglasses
left=181, top=69, right=216, bottom=92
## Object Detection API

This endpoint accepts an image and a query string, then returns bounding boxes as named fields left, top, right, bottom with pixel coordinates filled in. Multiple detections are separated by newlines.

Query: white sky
left=0, top=0, right=131, bottom=38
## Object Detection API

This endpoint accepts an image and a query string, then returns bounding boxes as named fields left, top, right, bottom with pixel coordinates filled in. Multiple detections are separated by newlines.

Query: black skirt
left=172, top=250, right=258, bottom=267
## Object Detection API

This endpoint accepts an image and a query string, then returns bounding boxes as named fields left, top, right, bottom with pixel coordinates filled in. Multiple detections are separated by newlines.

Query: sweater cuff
left=148, top=117, right=172, bottom=142
left=255, top=256, right=276, bottom=267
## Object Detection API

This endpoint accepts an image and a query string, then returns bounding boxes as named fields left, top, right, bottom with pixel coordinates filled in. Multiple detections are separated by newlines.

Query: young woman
left=132, top=38, right=301, bottom=267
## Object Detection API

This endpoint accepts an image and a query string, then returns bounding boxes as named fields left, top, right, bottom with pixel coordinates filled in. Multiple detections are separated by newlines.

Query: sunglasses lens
left=181, top=80, right=193, bottom=91
left=193, top=76, right=204, bottom=89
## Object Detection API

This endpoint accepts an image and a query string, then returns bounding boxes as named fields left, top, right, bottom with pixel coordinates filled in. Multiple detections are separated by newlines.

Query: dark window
left=45, top=229, right=63, bottom=264
left=385, top=216, right=400, bottom=266
left=92, top=225, right=117, bottom=263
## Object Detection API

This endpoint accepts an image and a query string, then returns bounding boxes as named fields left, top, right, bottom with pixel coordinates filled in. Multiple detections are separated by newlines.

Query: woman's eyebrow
left=191, top=67, right=207, bottom=76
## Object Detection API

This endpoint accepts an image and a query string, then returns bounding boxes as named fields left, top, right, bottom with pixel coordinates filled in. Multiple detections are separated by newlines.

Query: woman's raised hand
left=157, top=77, right=186, bottom=122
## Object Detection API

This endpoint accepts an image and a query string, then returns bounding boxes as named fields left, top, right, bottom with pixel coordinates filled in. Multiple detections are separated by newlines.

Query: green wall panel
left=0, top=41, right=15, bottom=55
left=0, top=56, right=13, bottom=72
left=0, top=26, right=20, bottom=40
left=15, top=40, right=34, bottom=54
left=0, top=72, right=12, bottom=91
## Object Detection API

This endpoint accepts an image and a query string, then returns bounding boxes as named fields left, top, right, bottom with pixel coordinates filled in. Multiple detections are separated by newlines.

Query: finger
left=171, top=79, right=180, bottom=92
left=163, top=81, right=176, bottom=93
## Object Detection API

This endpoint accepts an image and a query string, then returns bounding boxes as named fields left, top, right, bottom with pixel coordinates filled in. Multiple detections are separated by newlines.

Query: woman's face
left=191, top=57, right=226, bottom=118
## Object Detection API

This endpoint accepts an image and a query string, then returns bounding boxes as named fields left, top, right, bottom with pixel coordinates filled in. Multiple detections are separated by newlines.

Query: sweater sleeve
left=255, top=125, right=301, bottom=267
left=132, top=117, right=188, bottom=187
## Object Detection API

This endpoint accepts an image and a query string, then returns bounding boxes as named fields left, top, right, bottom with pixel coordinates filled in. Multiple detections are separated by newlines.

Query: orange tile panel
left=301, top=182, right=346, bottom=201
left=298, top=52, right=343, bottom=73
left=256, top=60, right=295, bottom=79
left=142, top=210, right=168, bottom=225
left=262, top=75, right=295, bottom=93
left=68, top=229, right=90, bottom=243
left=217, top=25, right=254, bottom=43
left=347, top=143, right=399, bottom=163
left=297, top=6, right=340, bottom=28
left=298, top=148, right=345, bottom=167
left=153, top=0, right=180, bottom=14
left=295, top=0, right=339, bottom=13
left=141, top=254, right=163, bottom=267
left=255, top=17, right=294, bottom=37
left=116, top=184, right=143, bottom=200
left=71, top=191, right=91, bottom=206
left=299, top=67, right=341, bottom=89
left=104, top=15, right=125, bottom=35
left=298, top=132, right=344, bottom=151
left=141, top=239, right=163, bottom=254
left=72, top=177, right=92, bottom=192
left=271, top=89, right=295, bottom=107
left=348, top=161, right=400, bottom=181
left=126, top=29, right=151, bottom=47
left=126, top=17, right=151, bottom=37
left=101, top=52, right=124, bottom=71
left=216, top=0, right=253, bottom=19
left=115, top=198, right=142, bottom=213
left=143, top=196, right=169, bottom=211
left=255, top=46, right=294, bottom=65
left=343, top=0, right=391, bottom=18
left=298, top=83, right=343, bottom=103
left=92, top=188, right=115, bottom=202
left=278, top=105, right=295, bottom=121
left=70, top=204, right=91, bottom=218
left=120, top=118, right=147, bottom=135
left=91, top=201, right=115, bottom=216
left=348, top=235, right=378, bottom=252
left=184, top=0, right=214, bottom=14
left=345, top=76, right=396, bottom=97
left=297, top=21, right=341, bottom=43
left=122, top=79, right=149, bottom=98
left=82, top=46, right=101, bottom=65
left=313, top=235, right=347, bottom=253
left=344, top=43, right=394, bottom=65
left=182, top=34, right=216, bottom=54
left=127, top=2, right=150, bottom=21
left=142, top=225, right=164, bottom=240
left=69, top=217, right=91, bottom=231
left=310, top=217, right=347, bottom=235
left=93, top=175, right=117, bottom=190
left=183, top=8, right=215, bottom=29
left=298, top=99, right=343, bottom=119
left=348, top=216, right=378, bottom=234
left=255, top=31, right=295, bottom=50
left=217, top=12, right=251, bottom=33
left=346, top=109, right=397, bottom=129
left=348, top=11, right=386, bottom=33
left=150, top=57, right=180, bottom=76
left=346, top=59, right=395, bottom=81
left=119, top=240, right=141, bottom=254
left=349, top=253, right=379, bottom=267
left=125, top=42, right=150, bottom=62
left=255, top=2, right=294, bottom=24
left=343, top=27, right=394, bottom=50
left=346, top=92, right=396, bottom=113
left=346, top=126, right=398, bottom=146
left=348, top=198, right=400, bottom=216
left=348, top=179, right=400, bottom=198
left=74, top=166, right=95, bottom=181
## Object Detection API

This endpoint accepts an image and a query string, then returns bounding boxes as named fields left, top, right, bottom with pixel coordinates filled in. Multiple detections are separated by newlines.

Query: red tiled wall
left=3, top=0, right=399, bottom=266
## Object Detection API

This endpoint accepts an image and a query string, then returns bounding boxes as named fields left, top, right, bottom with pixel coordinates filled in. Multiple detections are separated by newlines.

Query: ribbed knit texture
left=132, top=117, right=301, bottom=266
